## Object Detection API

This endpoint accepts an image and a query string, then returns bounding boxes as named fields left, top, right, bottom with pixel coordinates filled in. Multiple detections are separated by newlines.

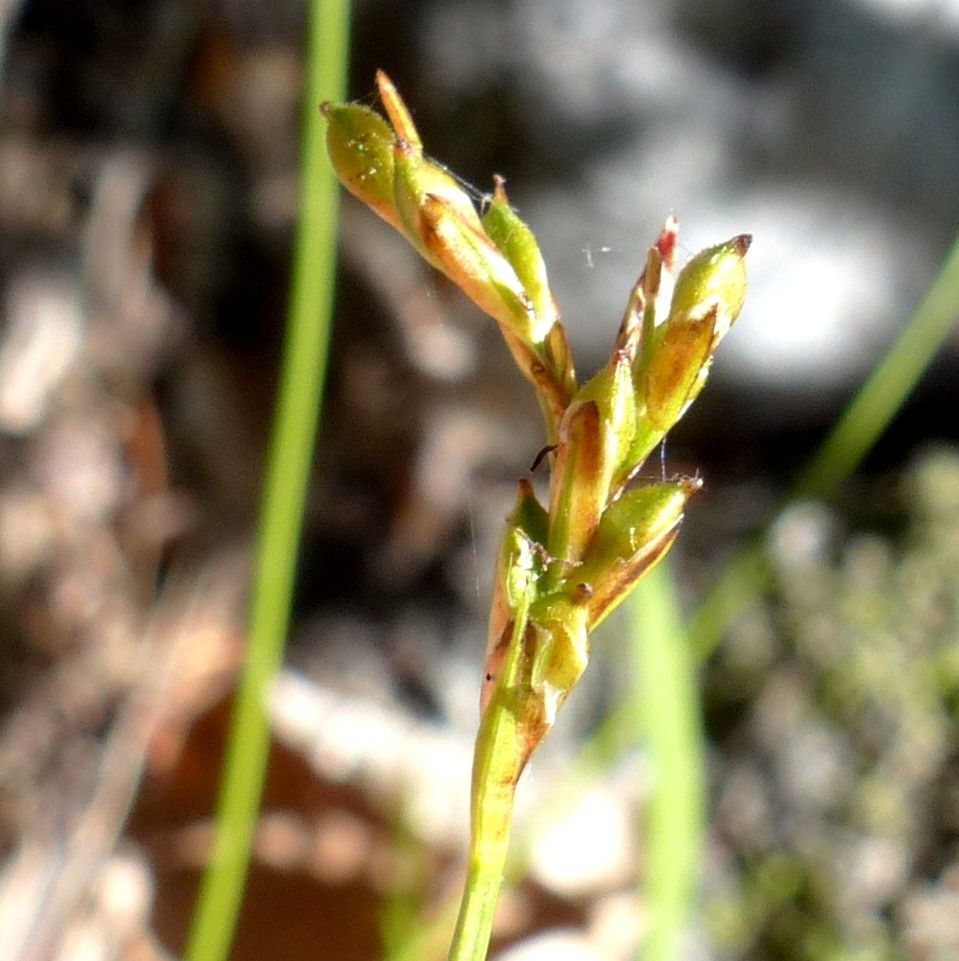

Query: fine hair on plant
left=323, top=72, right=750, bottom=961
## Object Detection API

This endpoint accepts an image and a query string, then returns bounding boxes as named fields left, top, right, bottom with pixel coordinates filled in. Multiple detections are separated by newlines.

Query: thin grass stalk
left=182, top=3, right=351, bottom=960
left=689, top=230, right=959, bottom=660
left=629, top=560, right=705, bottom=961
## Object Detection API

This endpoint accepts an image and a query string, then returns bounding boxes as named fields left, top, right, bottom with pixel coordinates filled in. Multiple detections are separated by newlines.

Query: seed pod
left=547, top=399, right=603, bottom=571
left=392, top=139, right=484, bottom=257
left=543, top=321, right=577, bottom=405
left=631, top=233, right=751, bottom=447
left=322, top=102, right=401, bottom=230
left=571, top=478, right=699, bottom=629
left=482, top=177, right=558, bottom=343
left=419, top=193, right=535, bottom=334
left=644, top=305, right=718, bottom=431
left=668, top=234, right=751, bottom=345
left=529, top=595, right=589, bottom=726
left=573, top=347, right=637, bottom=493
left=481, top=480, right=548, bottom=714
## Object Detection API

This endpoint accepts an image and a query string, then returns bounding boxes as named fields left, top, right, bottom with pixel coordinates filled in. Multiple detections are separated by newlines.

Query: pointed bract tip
left=732, top=234, right=752, bottom=256
left=492, top=174, right=508, bottom=203
left=517, top=476, right=534, bottom=497
left=376, top=70, right=423, bottom=150
left=657, top=215, right=680, bottom=268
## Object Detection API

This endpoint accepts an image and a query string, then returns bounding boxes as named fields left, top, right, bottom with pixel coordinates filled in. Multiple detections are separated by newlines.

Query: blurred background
left=1, top=1, right=958, bottom=959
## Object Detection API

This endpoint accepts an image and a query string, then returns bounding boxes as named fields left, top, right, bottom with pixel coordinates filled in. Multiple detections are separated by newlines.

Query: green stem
left=448, top=842, right=512, bottom=961
left=690, top=229, right=959, bottom=660
left=449, top=593, right=533, bottom=961
left=182, top=4, right=350, bottom=960
left=630, top=559, right=705, bottom=961
left=449, top=705, right=520, bottom=961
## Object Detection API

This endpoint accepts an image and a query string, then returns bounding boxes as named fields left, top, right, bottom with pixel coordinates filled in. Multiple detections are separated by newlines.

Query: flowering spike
left=322, top=77, right=581, bottom=449
left=323, top=85, right=750, bottom=953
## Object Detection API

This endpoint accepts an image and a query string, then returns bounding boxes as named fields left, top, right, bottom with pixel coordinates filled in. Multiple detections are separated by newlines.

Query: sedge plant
left=323, top=73, right=750, bottom=961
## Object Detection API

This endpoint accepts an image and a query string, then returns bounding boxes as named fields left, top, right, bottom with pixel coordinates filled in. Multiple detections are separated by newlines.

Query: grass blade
left=630, top=559, right=705, bottom=961
left=183, top=3, right=351, bottom=959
